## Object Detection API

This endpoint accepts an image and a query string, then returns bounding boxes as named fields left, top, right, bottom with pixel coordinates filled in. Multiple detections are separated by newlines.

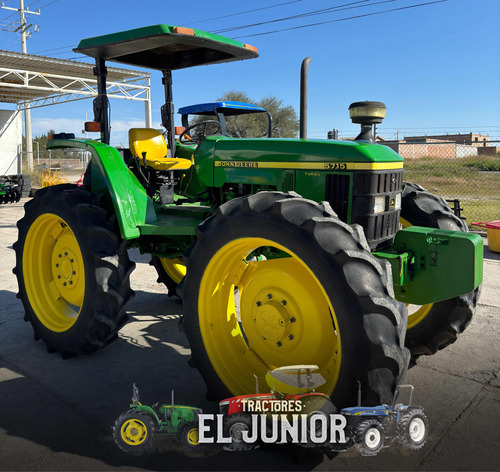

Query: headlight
left=394, top=193, right=402, bottom=210
left=373, top=196, right=386, bottom=214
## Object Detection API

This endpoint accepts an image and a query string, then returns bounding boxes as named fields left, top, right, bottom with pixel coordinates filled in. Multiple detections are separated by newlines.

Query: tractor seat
left=129, top=128, right=192, bottom=171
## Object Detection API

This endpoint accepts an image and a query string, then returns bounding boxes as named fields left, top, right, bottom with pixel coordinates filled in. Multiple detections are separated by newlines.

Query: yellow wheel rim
left=23, top=213, right=85, bottom=332
left=198, top=237, right=341, bottom=397
left=160, top=257, right=186, bottom=284
left=120, top=418, right=148, bottom=446
left=400, top=217, right=434, bottom=327
left=186, top=427, right=199, bottom=446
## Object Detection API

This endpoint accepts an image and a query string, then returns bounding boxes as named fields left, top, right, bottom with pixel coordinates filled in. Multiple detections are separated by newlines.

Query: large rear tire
left=13, top=184, right=134, bottom=356
left=401, top=182, right=481, bottom=361
left=181, top=192, right=410, bottom=407
left=113, top=410, right=156, bottom=455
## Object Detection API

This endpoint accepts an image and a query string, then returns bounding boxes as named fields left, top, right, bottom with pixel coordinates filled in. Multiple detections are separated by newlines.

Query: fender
left=129, top=404, right=161, bottom=424
left=47, top=139, right=155, bottom=240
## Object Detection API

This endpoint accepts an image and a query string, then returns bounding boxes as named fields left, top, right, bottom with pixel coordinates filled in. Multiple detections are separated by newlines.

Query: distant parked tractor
left=342, top=384, right=429, bottom=456
left=0, top=176, right=21, bottom=204
left=13, top=24, right=483, bottom=410
left=0, top=174, right=30, bottom=202
left=113, top=384, right=203, bottom=454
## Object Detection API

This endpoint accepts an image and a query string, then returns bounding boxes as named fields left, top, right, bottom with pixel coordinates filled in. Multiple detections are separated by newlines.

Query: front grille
left=325, top=174, right=350, bottom=221
left=353, top=170, right=403, bottom=195
left=352, top=170, right=403, bottom=249
left=325, top=169, right=403, bottom=250
left=353, top=210, right=401, bottom=249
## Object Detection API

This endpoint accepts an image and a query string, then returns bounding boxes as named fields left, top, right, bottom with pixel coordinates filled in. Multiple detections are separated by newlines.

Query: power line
left=0, top=6, right=18, bottom=22
left=190, top=0, right=304, bottom=25
left=37, top=0, right=58, bottom=8
left=233, top=0, right=447, bottom=38
left=213, top=0, right=389, bottom=34
left=34, top=50, right=75, bottom=56
left=33, top=44, right=74, bottom=53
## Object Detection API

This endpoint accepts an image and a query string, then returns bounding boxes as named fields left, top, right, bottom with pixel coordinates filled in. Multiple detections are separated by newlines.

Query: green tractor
left=113, top=384, right=203, bottom=454
left=13, top=24, right=482, bottom=409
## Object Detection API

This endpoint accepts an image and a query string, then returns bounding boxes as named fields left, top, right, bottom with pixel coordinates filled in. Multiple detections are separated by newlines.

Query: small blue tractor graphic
left=342, top=384, right=429, bottom=456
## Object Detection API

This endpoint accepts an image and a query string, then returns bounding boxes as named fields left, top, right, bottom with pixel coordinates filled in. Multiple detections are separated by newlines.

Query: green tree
left=221, top=91, right=298, bottom=138
left=189, top=91, right=299, bottom=138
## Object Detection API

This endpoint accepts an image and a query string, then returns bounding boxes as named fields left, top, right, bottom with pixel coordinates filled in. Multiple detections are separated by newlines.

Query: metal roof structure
left=0, top=50, right=151, bottom=113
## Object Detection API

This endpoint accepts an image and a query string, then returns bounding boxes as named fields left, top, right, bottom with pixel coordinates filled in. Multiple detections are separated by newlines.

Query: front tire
left=13, top=184, right=134, bottom=355
left=179, top=420, right=203, bottom=452
left=224, top=413, right=255, bottom=451
left=354, top=419, right=385, bottom=456
left=181, top=192, right=410, bottom=407
left=397, top=408, right=429, bottom=450
left=401, top=182, right=481, bottom=360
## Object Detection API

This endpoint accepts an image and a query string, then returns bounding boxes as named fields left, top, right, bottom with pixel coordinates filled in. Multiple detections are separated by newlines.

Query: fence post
left=17, top=145, right=22, bottom=173
left=49, top=150, right=51, bottom=170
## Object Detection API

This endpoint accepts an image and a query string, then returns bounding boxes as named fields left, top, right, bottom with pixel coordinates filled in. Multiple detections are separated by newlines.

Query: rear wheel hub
left=253, top=293, right=291, bottom=343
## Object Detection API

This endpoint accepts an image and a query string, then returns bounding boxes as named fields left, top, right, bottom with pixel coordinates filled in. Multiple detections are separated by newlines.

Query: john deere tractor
left=13, top=24, right=482, bottom=409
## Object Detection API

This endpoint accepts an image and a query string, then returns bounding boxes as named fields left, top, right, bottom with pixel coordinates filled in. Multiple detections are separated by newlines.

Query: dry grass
left=404, top=155, right=500, bottom=227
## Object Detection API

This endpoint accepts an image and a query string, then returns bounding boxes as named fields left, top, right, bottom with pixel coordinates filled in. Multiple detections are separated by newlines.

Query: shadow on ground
left=0, top=287, right=326, bottom=471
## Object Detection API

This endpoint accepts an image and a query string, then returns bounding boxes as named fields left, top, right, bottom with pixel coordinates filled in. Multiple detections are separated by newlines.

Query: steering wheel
left=179, top=120, right=222, bottom=144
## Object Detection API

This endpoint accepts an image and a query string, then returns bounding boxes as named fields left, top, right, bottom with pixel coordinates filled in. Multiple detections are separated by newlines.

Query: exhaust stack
left=300, top=57, right=312, bottom=139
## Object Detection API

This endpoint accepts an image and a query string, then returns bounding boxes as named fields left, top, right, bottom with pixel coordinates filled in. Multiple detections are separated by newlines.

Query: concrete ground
left=0, top=199, right=499, bottom=471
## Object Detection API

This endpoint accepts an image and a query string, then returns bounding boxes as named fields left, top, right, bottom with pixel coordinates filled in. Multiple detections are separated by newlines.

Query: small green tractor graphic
left=113, top=384, right=203, bottom=454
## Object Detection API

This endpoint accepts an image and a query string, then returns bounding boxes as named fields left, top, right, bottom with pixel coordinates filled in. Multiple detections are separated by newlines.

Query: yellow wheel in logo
left=113, top=411, right=156, bottom=454
left=120, top=418, right=148, bottom=446
left=180, top=421, right=202, bottom=451
left=186, top=428, right=199, bottom=446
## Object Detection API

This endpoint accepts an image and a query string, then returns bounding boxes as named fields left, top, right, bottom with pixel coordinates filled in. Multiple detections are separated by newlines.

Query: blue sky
left=1, top=0, right=499, bottom=145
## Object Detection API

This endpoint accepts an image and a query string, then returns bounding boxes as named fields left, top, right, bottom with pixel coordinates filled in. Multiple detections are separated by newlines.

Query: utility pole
left=1, top=0, right=41, bottom=170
